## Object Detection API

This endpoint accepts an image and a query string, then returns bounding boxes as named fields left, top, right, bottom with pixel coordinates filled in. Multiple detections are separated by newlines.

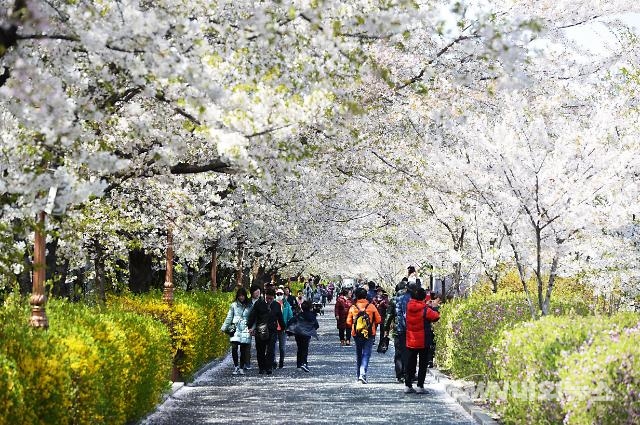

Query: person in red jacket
left=334, top=287, right=353, bottom=346
left=404, top=287, right=440, bottom=393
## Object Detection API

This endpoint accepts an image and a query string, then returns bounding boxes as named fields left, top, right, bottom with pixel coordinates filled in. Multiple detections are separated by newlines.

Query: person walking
left=295, top=290, right=305, bottom=313
left=221, top=287, right=252, bottom=375
left=304, top=279, right=314, bottom=301
left=366, top=281, right=377, bottom=302
left=284, top=286, right=297, bottom=313
left=372, top=286, right=389, bottom=337
left=426, top=291, right=441, bottom=368
left=384, top=279, right=411, bottom=383
left=248, top=287, right=285, bottom=375
left=404, top=287, right=440, bottom=394
left=272, top=288, right=293, bottom=369
left=334, top=287, right=353, bottom=346
left=346, top=287, right=382, bottom=384
left=286, top=300, right=319, bottom=372
left=245, top=284, right=262, bottom=370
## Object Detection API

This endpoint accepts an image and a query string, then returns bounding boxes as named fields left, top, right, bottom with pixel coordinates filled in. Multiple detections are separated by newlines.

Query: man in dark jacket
left=384, top=279, right=412, bottom=382
left=248, top=287, right=286, bottom=375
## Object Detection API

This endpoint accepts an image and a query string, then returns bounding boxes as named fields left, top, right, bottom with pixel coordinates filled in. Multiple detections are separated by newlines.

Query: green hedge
left=433, top=293, right=590, bottom=380
left=107, top=290, right=233, bottom=380
left=0, top=295, right=172, bottom=425
left=492, top=312, right=640, bottom=425
left=558, top=320, right=640, bottom=425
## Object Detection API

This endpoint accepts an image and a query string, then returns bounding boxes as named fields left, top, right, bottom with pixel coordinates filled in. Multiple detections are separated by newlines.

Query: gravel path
left=141, top=303, right=476, bottom=425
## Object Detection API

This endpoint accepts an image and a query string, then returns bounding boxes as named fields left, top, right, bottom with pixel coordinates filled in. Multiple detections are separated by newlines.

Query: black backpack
left=353, top=303, right=373, bottom=339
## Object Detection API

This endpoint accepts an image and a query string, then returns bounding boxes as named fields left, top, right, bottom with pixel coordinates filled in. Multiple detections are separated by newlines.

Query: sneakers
left=237, top=368, right=245, bottom=375
left=358, top=376, right=368, bottom=384
left=340, top=340, right=345, bottom=346
left=301, top=364, right=310, bottom=373
left=404, top=386, right=416, bottom=394
left=415, top=387, right=427, bottom=394
left=232, top=366, right=240, bottom=375
left=244, top=365, right=252, bottom=370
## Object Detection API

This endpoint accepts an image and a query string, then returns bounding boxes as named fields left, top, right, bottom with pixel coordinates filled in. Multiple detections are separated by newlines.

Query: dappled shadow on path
left=142, top=303, right=475, bottom=425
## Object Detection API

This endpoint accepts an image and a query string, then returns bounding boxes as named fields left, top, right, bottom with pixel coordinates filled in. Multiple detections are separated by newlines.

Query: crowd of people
left=220, top=267, right=441, bottom=395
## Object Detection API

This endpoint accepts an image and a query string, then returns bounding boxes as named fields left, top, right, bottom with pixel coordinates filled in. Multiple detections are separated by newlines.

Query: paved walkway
left=142, top=303, right=476, bottom=425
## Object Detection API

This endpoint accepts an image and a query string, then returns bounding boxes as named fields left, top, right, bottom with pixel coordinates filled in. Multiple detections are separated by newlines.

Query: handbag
left=285, top=314, right=299, bottom=336
left=377, top=336, right=390, bottom=353
left=256, top=322, right=270, bottom=341
left=225, top=323, right=236, bottom=337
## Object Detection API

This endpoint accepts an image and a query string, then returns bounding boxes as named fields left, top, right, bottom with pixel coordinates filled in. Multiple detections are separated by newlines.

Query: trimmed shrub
left=0, top=296, right=73, bottom=425
left=492, top=312, right=640, bottom=425
left=0, top=295, right=172, bottom=425
left=434, top=293, right=590, bottom=380
left=0, top=353, right=25, bottom=424
left=108, top=290, right=233, bottom=380
left=433, top=298, right=464, bottom=372
left=559, top=319, right=640, bottom=425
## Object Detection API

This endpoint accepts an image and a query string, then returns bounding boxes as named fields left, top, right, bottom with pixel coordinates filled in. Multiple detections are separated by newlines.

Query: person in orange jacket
left=346, top=287, right=382, bottom=384
left=404, top=287, right=440, bottom=393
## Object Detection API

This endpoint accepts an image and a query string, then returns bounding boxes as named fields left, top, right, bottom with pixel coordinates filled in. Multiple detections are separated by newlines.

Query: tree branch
left=170, top=158, right=232, bottom=174
left=395, top=33, right=478, bottom=91
left=557, top=15, right=600, bottom=30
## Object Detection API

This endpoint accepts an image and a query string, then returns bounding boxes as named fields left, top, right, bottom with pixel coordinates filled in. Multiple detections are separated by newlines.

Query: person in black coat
left=248, top=287, right=286, bottom=375
left=287, top=300, right=320, bottom=372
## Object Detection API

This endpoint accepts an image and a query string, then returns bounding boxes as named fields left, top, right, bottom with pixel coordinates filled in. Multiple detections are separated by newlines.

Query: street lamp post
left=29, top=211, right=48, bottom=329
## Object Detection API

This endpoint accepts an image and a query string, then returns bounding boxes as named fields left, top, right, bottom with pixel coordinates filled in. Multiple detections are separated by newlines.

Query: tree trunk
left=18, top=249, right=32, bottom=295
left=185, top=263, right=194, bottom=291
left=452, top=227, right=465, bottom=295
left=235, top=243, right=245, bottom=288
left=505, top=224, right=537, bottom=319
left=253, top=262, right=271, bottom=287
left=128, top=248, right=153, bottom=293
left=51, top=258, right=71, bottom=299
left=490, top=273, right=498, bottom=294
left=541, top=249, right=560, bottom=315
left=45, top=238, right=58, bottom=288
left=93, top=239, right=106, bottom=304
left=535, top=226, right=544, bottom=312
left=210, top=243, right=218, bottom=292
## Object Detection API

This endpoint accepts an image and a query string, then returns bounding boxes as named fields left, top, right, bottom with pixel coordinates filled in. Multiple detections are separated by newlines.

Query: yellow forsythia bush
left=0, top=295, right=172, bottom=425
left=108, top=290, right=233, bottom=380
left=0, top=353, right=25, bottom=424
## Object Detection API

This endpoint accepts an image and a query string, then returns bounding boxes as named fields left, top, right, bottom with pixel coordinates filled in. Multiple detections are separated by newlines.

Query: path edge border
left=136, top=350, right=232, bottom=424
left=428, top=368, right=500, bottom=425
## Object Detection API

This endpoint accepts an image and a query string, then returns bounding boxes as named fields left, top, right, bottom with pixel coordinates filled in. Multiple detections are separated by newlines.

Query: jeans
left=394, top=332, right=406, bottom=379
left=271, top=330, right=286, bottom=366
left=295, top=334, right=311, bottom=367
left=354, top=336, right=375, bottom=379
left=231, top=342, right=250, bottom=368
left=404, top=347, right=428, bottom=388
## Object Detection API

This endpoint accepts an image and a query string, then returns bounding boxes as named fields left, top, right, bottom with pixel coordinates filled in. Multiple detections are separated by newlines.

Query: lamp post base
left=29, top=306, right=49, bottom=329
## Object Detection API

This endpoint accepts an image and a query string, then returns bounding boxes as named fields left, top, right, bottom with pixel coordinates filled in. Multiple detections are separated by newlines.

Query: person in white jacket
left=221, top=287, right=252, bottom=375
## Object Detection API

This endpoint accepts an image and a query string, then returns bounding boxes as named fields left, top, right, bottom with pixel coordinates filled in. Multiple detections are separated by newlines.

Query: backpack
left=353, top=303, right=373, bottom=339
